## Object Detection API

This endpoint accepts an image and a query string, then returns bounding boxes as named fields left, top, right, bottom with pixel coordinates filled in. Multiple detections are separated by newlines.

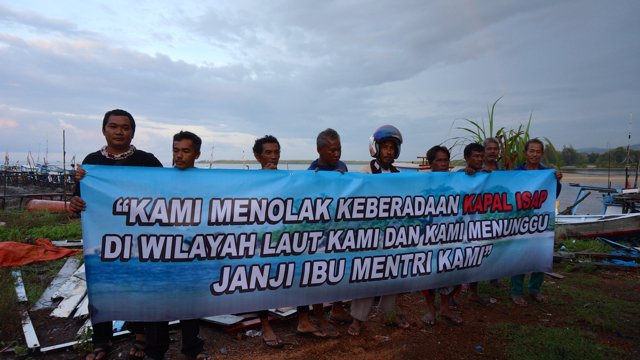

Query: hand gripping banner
left=80, top=166, right=557, bottom=323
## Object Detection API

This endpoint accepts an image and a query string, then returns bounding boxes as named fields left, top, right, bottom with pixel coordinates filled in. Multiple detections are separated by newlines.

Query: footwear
left=328, top=313, right=353, bottom=324
left=512, top=294, right=528, bottom=306
left=128, top=339, right=145, bottom=360
left=530, top=292, right=547, bottom=303
left=449, top=298, right=460, bottom=311
left=347, top=325, right=362, bottom=337
left=294, top=329, right=327, bottom=339
left=385, top=316, right=411, bottom=329
left=88, top=343, right=111, bottom=360
left=469, top=297, right=493, bottom=308
left=262, top=335, right=284, bottom=349
left=191, top=349, right=213, bottom=360
left=317, top=324, right=341, bottom=339
left=420, top=313, right=435, bottom=327
left=438, top=312, right=462, bottom=326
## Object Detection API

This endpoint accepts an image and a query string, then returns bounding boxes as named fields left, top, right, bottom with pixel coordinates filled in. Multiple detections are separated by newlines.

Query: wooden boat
left=556, top=213, right=640, bottom=244
left=394, top=156, right=455, bottom=173
left=565, top=184, right=640, bottom=215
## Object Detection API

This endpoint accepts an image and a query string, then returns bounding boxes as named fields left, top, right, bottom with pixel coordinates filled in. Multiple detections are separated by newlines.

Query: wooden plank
left=12, top=271, right=28, bottom=302
left=51, top=240, right=84, bottom=247
left=32, top=257, right=81, bottom=311
left=52, top=266, right=84, bottom=299
left=572, top=261, right=639, bottom=272
left=77, top=318, right=91, bottom=336
left=50, top=277, right=86, bottom=318
left=574, top=252, right=639, bottom=261
left=73, top=295, right=89, bottom=318
left=201, top=315, right=244, bottom=326
left=18, top=308, right=40, bottom=351
left=41, top=330, right=132, bottom=353
left=544, top=272, right=566, bottom=279
left=72, top=264, right=85, bottom=280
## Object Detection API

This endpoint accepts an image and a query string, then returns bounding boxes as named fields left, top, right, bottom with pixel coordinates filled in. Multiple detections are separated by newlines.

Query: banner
left=80, top=165, right=556, bottom=323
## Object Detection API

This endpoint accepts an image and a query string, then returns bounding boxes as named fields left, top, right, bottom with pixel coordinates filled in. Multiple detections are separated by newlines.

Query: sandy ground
left=561, top=172, right=627, bottom=184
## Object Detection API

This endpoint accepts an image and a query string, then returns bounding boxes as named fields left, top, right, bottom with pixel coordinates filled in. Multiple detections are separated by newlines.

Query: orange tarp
left=0, top=239, right=82, bottom=267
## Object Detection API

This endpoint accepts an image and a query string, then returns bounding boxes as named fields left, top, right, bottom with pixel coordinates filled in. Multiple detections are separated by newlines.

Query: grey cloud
left=0, top=3, right=99, bottom=39
left=1, top=1, right=640, bottom=162
left=179, top=0, right=560, bottom=88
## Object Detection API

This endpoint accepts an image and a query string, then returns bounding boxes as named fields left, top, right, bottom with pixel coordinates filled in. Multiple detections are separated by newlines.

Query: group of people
left=70, top=109, right=562, bottom=360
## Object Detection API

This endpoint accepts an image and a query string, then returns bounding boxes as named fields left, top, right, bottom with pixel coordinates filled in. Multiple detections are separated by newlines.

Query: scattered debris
left=50, top=275, right=86, bottom=318
left=32, top=257, right=81, bottom=311
left=12, top=270, right=28, bottom=302
left=51, top=240, right=83, bottom=248
left=202, top=315, right=244, bottom=326
left=544, top=272, right=566, bottom=279
left=245, top=330, right=262, bottom=338
left=12, top=271, right=40, bottom=352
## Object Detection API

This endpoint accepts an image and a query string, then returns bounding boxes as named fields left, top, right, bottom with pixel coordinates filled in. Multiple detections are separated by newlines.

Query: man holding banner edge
left=70, top=109, right=162, bottom=360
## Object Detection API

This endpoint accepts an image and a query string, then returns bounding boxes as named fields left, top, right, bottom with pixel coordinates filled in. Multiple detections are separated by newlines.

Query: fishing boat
left=394, top=156, right=456, bottom=173
left=555, top=213, right=640, bottom=244
left=394, top=156, right=430, bottom=173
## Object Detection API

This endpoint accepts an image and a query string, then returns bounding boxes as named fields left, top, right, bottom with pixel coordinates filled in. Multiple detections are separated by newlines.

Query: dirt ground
left=3, top=263, right=638, bottom=360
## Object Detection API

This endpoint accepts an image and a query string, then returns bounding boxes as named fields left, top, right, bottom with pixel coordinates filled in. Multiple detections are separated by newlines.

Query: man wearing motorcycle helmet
left=357, top=125, right=403, bottom=174
left=349, top=125, right=411, bottom=336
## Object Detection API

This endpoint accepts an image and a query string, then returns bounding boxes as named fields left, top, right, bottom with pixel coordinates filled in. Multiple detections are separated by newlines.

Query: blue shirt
left=513, top=163, right=562, bottom=197
left=308, top=159, right=348, bottom=172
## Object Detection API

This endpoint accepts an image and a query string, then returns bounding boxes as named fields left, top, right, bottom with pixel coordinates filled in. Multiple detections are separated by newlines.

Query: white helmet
left=368, top=125, right=402, bottom=159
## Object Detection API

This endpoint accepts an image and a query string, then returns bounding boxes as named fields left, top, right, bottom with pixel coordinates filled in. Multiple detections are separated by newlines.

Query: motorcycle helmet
left=368, top=125, right=402, bottom=159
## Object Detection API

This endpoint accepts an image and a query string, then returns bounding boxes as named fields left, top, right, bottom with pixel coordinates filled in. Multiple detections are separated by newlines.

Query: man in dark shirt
left=302, top=129, right=350, bottom=339
left=142, top=131, right=212, bottom=360
left=309, top=128, right=348, bottom=173
left=511, top=138, right=562, bottom=306
left=69, top=109, right=161, bottom=360
left=421, top=145, right=463, bottom=326
left=482, top=138, right=509, bottom=289
left=458, top=143, right=494, bottom=309
left=251, top=135, right=287, bottom=348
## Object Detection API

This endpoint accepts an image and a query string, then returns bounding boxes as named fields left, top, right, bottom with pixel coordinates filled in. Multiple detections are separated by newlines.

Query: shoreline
left=562, top=172, right=626, bottom=184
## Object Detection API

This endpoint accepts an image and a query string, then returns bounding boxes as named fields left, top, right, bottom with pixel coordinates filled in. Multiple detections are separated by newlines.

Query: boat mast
left=607, top=142, right=611, bottom=188
left=63, top=130, right=67, bottom=210
left=625, top=113, right=632, bottom=188
left=208, top=137, right=215, bottom=169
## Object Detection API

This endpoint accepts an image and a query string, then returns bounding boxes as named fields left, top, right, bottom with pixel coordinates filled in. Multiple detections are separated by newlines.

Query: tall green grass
left=451, top=97, right=560, bottom=170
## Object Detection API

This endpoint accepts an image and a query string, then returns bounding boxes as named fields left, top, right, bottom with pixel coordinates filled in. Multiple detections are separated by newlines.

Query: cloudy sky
left=1, top=0, right=638, bottom=165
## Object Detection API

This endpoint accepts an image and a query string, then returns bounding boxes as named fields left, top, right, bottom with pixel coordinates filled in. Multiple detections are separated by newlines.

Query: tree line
left=545, top=145, right=640, bottom=168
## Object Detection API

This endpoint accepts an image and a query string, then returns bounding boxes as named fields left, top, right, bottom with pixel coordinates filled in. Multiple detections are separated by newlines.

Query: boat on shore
left=556, top=213, right=640, bottom=244
left=556, top=183, right=640, bottom=244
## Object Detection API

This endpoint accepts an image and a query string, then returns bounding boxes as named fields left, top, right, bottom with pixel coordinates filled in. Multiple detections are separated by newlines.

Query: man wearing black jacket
left=70, top=109, right=161, bottom=360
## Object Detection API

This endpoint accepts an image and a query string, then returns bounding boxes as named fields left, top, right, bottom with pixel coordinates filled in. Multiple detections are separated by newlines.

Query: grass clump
left=560, top=238, right=613, bottom=253
left=0, top=210, right=81, bottom=242
left=544, top=273, right=640, bottom=333
left=0, top=267, right=24, bottom=342
left=491, top=323, right=627, bottom=360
